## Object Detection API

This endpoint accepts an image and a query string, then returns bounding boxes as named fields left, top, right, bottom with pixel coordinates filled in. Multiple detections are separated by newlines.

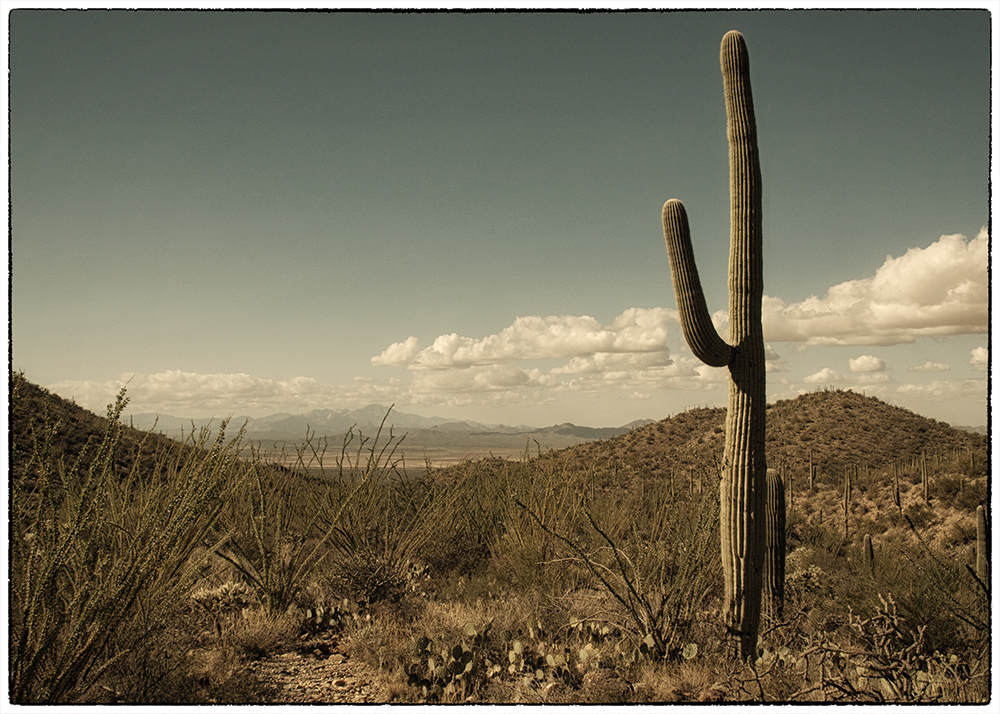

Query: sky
left=7, top=4, right=993, bottom=429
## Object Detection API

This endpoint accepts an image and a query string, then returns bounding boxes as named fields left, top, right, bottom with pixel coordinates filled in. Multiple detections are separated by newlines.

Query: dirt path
left=245, top=634, right=388, bottom=704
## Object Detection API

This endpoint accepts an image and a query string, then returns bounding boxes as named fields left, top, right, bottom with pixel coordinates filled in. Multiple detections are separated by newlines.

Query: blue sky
left=8, top=5, right=992, bottom=428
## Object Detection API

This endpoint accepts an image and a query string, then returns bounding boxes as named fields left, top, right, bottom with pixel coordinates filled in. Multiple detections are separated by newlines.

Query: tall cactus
left=976, top=505, right=989, bottom=586
left=843, top=467, right=853, bottom=541
left=763, top=468, right=786, bottom=625
left=661, top=29, right=766, bottom=659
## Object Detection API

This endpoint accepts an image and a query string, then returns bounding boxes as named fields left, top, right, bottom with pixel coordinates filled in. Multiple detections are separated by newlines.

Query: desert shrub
left=868, top=527, right=988, bottom=659
left=215, top=410, right=429, bottom=611
left=315, top=416, right=435, bottom=605
left=489, top=455, right=592, bottom=592
left=514, top=468, right=722, bottom=661
left=216, top=461, right=331, bottom=613
left=932, top=472, right=987, bottom=512
left=417, top=459, right=509, bottom=577
left=9, top=378, right=247, bottom=703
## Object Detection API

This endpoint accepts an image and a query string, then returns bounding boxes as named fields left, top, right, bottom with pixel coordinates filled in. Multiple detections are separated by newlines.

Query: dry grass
left=8, top=376, right=990, bottom=704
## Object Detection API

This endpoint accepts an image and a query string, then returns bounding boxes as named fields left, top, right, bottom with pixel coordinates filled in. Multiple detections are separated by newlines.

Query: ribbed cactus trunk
left=763, top=469, right=786, bottom=625
left=661, top=30, right=767, bottom=660
left=976, top=505, right=989, bottom=586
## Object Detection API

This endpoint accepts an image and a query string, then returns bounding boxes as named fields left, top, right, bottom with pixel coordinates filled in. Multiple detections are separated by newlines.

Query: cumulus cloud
left=849, top=355, right=886, bottom=373
left=856, top=372, right=891, bottom=385
left=969, top=346, right=988, bottom=371
left=550, top=351, right=673, bottom=375
left=373, top=308, right=678, bottom=370
left=895, top=377, right=987, bottom=402
left=408, top=364, right=545, bottom=395
left=909, top=361, right=950, bottom=372
left=371, top=336, right=421, bottom=367
left=764, top=344, right=791, bottom=373
left=369, top=307, right=744, bottom=404
left=49, top=370, right=404, bottom=418
left=762, top=228, right=987, bottom=345
left=803, top=367, right=845, bottom=384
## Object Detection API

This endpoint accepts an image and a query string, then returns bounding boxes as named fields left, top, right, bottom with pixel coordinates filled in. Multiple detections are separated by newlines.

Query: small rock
left=698, top=687, right=725, bottom=702
left=583, top=669, right=633, bottom=699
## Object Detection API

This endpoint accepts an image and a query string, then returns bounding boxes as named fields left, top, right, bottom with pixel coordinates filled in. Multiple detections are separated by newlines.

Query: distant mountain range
left=953, top=424, right=987, bottom=435
left=127, top=405, right=656, bottom=453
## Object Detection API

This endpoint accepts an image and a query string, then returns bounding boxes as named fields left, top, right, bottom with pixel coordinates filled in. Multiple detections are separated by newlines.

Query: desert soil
left=246, top=633, right=388, bottom=704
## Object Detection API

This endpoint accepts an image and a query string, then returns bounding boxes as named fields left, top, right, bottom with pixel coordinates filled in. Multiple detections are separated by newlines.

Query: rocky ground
left=245, top=633, right=386, bottom=704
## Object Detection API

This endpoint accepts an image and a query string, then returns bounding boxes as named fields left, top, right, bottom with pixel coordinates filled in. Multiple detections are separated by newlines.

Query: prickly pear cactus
left=661, top=29, right=766, bottom=659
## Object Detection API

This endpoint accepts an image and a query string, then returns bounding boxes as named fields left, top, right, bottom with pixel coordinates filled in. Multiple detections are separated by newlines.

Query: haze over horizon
left=9, top=5, right=992, bottom=430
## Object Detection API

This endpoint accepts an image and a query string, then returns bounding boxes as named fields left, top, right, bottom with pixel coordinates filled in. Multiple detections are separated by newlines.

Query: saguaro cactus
left=976, top=505, right=989, bottom=586
left=661, top=30, right=766, bottom=659
left=763, top=468, right=786, bottom=625
left=863, top=534, right=874, bottom=569
left=920, top=452, right=927, bottom=503
left=843, top=467, right=853, bottom=540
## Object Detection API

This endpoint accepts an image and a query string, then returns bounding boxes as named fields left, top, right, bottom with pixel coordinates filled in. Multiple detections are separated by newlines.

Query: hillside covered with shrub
left=8, top=373, right=990, bottom=704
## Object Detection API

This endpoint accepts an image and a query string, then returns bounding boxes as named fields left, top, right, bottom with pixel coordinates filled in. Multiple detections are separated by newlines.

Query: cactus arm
left=661, top=199, right=733, bottom=368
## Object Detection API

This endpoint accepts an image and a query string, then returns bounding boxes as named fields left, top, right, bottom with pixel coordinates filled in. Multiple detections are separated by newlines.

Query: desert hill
left=10, top=374, right=985, bottom=489
left=529, top=388, right=986, bottom=483
left=9, top=374, right=234, bottom=481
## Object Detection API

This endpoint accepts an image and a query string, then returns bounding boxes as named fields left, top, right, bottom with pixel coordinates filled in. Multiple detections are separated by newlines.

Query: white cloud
left=371, top=336, right=420, bottom=367
left=849, top=355, right=886, bottom=373
left=408, top=364, right=544, bottom=395
left=895, top=378, right=987, bottom=402
left=856, top=372, right=891, bottom=385
left=49, top=370, right=404, bottom=418
left=762, top=228, right=987, bottom=345
left=764, top=344, right=791, bottom=373
left=909, top=361, right=950, bottom=372
left=803, top=367, right=845, bottom=384
left=550, top=350, right=673, bottom=375
left=969, top=346, right=988, bottom=371
left=374, top=308, right=678, bottom=370
left=806, top=355, right=896, bottom=387
left=368, top=307, right=742, bottom=407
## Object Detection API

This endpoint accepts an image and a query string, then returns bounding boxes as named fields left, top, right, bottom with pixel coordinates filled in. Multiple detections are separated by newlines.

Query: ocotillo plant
left=661, top=30, right=766, bottom=659
left=763, top=468, right=786, bottom=625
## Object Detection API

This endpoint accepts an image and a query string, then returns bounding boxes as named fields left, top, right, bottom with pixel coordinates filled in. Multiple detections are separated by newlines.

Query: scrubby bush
left=9, top=376, right=249, bottom=703
left=9, top=375, right=989, bottom=703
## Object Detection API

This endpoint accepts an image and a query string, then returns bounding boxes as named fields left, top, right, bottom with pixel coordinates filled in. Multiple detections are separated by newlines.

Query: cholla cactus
left=191, top=581, right=257, bottom=635
left=661, top=30, right=766, bottom=659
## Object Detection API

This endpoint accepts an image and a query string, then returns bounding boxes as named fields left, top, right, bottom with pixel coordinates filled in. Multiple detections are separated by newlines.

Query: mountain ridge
left=125, top=406, right=650, bottom=442
left=13, top=374, right=986, bottom=477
